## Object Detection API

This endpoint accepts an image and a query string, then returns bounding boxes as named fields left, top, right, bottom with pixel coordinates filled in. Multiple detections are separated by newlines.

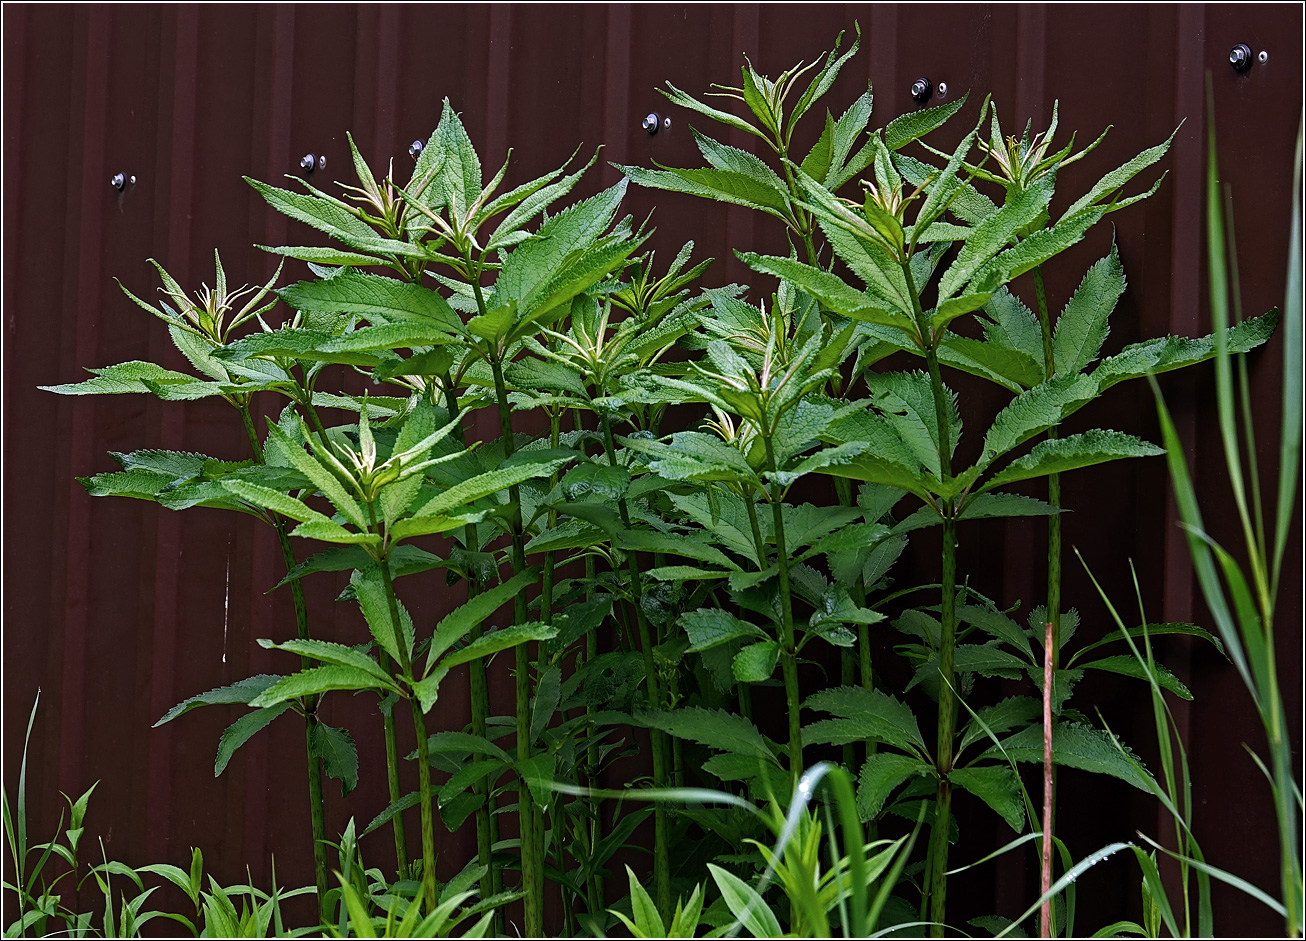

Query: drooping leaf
left=950, top=764, right=1025, bottom=831
left=214, top=704, right=291, bottom=776
left=309, top=721, right=359, bottom=796
left=249, top=665, right=399, bottom=708
left=804, top=686, right=928, bottom=756
left=982, top=721, right=1155, bottom=791
left=857, top=753, right=933, bottom=821
left=155, top=675, right=283, bottom=726
left=980, top=430, right=1164, bottom=492
left=635, top=706, right=777, bottom=765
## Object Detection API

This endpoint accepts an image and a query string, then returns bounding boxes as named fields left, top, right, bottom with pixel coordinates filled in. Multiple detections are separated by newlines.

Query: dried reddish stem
left=1041, top=620, right=1054, bottom=938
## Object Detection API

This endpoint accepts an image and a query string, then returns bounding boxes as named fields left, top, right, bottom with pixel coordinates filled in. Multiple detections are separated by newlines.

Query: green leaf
left=950, top=765, right=1025, bottom=831
left=708, top=864, right=783, bottom=939
left=277, top=271, right=461, bottom=334
left=466, top=303, right=516, bottom=343
left=424, top=731, right=513, bottom=764
left=1092, top=311, right=1277, bottom=393
left=435, top=98, right=482, bottom=221
left=981, top=430, right=1164, bottom=491
left=657, top=82, right=768, bottom=142
left=804, top=686, right=928, bottom=755
left=40, top=361, right=196, bottom=396
left=214, top=704, right=291, bottom=776
left=732, top=640, right=780, bottom=682
left=247, top=178, right=426, bottom=258
left=1062, top=130, right=1175, bottom=221
left=958, top=696, right=1041, bottom=754
left=155, top=675, right=283, bottom=726
left=737, top=253, right=915, bottom=333
left=857, top=753, right=932, bottom=821
left=884, top=95, right=967, bottom=151
left=411, top=456, right=570, bottom=518
left=257, top=638, right=391, bottom=686
left=263, top=421, right=367, bottom=529
left=351, top=566, right=415, bottom=664
left=289, top=520, right=381, bottom=546
left=1078, top=655, right=1192, bottom=700
left=939, top=172, right=1057, bottom=300
left=558, top=462, right=630, bottom=502
left=437, top=621, right=558, bottom=671
left=309, top=722, right=359, bottom=796
left=982, top=721, right=1155, bottom=791
left=956, top=492, right=1061, bottom=520
left=979, top=373, right=1097, bottom=468
left=428, top=569, right=539, bottom=665
left=682, top=608, right=768, bottom=652
left=79, top=469, right=173, bottom=500
left=635, top=706, right=777, bottom=765
left=1053, top=242, right=1125, bottom=376
left=249, top=665, right=398, bottom=708
left=957, top=605, right=1031, bottom=660
left=220, top=480, right=329, bottom=524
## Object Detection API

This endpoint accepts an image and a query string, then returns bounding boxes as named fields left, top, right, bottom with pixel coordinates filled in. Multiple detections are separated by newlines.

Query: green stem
left=599, top=413, right=672, bottom=920
left=380, top=687, right=410, bottom=878
left=901, top=260, right=958, bottom=936
left=761, top=440, right=804, bottom=792
left=237, top=402, right=330, bottom=920
left=375, top=554, right=437, bottom=913
left=440, top=373, right=502, bottom=919
left=1032, top=266, right=1062, bottom=662
left=489, top=356, right=543, bottom=937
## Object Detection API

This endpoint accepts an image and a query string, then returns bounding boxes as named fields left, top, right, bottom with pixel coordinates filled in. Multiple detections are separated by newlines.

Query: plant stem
left=599, top=413, right=672, bottom=920
left=1040, top=619, right=1054, bottom=939
left=902, top=260, right=959, bottom=937
left=376, top=555, right=438, bottom=913
left=441, top=374, right=503, bottom=918
left=1032, top=266, right=1062, bottom=663
left=489, top=355, right=544, bottom=937
left=237, top=402, right=330, bottom=920
left=761, top=439, right=804, bottom=793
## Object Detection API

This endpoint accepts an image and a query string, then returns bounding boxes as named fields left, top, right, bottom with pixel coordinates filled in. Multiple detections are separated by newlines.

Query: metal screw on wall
left=1229, top=43, right=1253, bottom=72
left=642, top=112, right=662, bottom=135
left=911, top=78, right=933, bottom=103
left=300, top=153, right=326, bottom=172
left=409, top=139, right=424, bottom=160
left=110, top=173, right=136, bottom=192
left=937, top=81, right=949, bottom=100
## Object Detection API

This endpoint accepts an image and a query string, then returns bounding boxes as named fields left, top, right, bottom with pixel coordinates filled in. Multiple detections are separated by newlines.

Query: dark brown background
left=4, top=3, right=1301, bottom=934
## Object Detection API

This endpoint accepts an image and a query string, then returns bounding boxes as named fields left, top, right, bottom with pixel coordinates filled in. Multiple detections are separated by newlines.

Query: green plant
left=1143, top=88, right=1303, bottom=937
left=32, top=26, right=1290, bottom=940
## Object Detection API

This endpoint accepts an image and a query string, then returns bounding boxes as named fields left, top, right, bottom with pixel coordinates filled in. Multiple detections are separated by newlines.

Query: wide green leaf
left=309, top=721, right=359, bottom=796
left=982, top=721, right=1155, bottom=791
left=636, top=706, right=777, bottom=764
left=980, top=430, right=1164, bottom=491
left=249, top=665, right=399, bottom=707
left=155, top=675, right=283, bottom=726
left=214, top=704, right=291, bottom=776
left=277, top=271, right=461, bottom=333
left=682, top=608, right=768, bottom=652
left=950, top=765, right=1025, bottom=831
left=804, top=686, right=927, bottom=756
left=257, top=638, right=391, bottom=686
left=857, top=753, right=933, bottom=821
left=428, top=569, right=540, bottom=665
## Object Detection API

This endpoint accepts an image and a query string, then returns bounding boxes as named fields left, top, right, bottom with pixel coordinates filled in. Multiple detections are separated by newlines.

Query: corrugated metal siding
left=4, top=3, right=1300, bottom=931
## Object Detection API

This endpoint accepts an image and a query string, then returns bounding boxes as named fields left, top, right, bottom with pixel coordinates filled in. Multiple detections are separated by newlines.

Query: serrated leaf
left=982, top=721, right=1155, bottom=791
left=247, top=178, right=427, bottom=258
left=277, top=271, right=461, bottom=333
left=939, top=172, right=1056, bottom=300
left=1053, top=242, right=1125, bottom=376
left=249, top=665, right=398, bottom=708
left=411, top=456, right=569, bottom=518
left=40, top=361, right=195, bottom=396
left=732, top=640, right=780, bottom=682
left=155, top=675, right=283, bottom=726
left=309, top=722, right=359, bottom=796
left=636, top=706, right=777, bottom=764
left=981, top=430, right=1163, bottom=492
left=1078, top=655, right=1192, bottom=700
left=950, top=765, right=1025, bottom=831
left=804, top=686, right=927, bottom=755
left=682, top=608, right=767, bottom=652
left=979, top=373, right=1097, bottom=468
left=437, top=621, right=557, bottom=672
left=258, top=638, right=391, bottom=686
left=857, top=753, right=932, bottom=821
left=220, top=480, right=329, bottom=524
left=958, top=696, right=1041, bottom=754
left=884, top=96, right=967, bottom=151
left=214, top=704, right=291, bottom=776
left=428, top=569, right=539, bottom=665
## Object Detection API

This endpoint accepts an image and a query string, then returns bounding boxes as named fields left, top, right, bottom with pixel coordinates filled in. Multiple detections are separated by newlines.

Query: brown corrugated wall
left=4, top=3, right=1301, bottom=933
